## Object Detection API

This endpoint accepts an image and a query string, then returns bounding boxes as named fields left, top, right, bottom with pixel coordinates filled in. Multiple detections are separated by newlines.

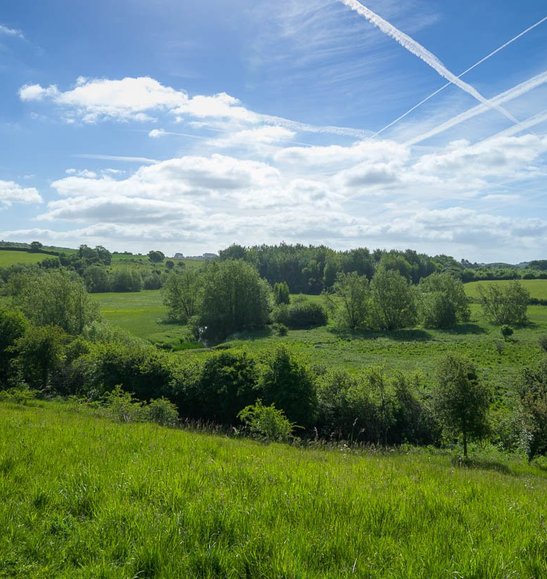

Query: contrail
left=484, top=108, right=547, bottom=141
left=339, top=0, right=519, bottom=123
left=374, top=15, right=547, bottom=137
left=406, top=70, right=547, bottom=145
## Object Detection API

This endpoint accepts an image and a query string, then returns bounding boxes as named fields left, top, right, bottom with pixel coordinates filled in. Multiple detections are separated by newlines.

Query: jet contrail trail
left=484, top=108, right=547, bottom=141
left=339, top=0, right=519, bottom=123
left=374, top=15, right=547, bottom=137
left=406, top=70, right=547, bottom=145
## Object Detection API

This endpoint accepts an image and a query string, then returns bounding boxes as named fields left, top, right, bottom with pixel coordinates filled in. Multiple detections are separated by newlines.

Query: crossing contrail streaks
left=339, top=0, right=519, bottom=123
left=406, top=70, right=547, bottom=145
left=374, top=15, right=547, bottom=137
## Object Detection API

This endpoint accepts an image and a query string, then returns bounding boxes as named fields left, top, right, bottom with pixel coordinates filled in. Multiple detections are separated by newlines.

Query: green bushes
left=273, top=300, right=328, bottom=329
left=238, top=400, right=294, bottom=442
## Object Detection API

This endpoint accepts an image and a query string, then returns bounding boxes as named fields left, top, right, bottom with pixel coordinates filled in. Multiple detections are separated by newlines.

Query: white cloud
left=0, top=24, right=24, bottom=39
left=0, top=180, right=42, bottom=207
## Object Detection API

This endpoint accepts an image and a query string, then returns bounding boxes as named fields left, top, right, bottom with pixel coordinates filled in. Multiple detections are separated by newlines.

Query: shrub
left=478, top=281, right=529, bottom=326
left=145, top=397, right=180, bottom=427
left=500, top=325, right=514, bottom=341
left=538, top=335, right=547, bottom=352
left=104, top=386, right=144, bottom=423
left=273, top=301, right=327, bottom=329
left=238, top=400, right=294, bottom=442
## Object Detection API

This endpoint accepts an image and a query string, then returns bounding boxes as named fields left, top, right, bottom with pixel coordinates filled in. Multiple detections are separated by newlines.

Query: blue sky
left=1, top=0, right=546, bottom=261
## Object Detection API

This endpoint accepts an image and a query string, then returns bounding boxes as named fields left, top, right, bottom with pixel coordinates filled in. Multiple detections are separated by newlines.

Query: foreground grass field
left=0, top=401, right=545, bottom=577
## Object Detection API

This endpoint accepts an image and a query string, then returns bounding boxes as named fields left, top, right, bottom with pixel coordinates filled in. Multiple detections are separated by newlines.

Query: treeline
left=1, top=273, right=545, bottom=459
left=219, top=243, right=547, bottom=294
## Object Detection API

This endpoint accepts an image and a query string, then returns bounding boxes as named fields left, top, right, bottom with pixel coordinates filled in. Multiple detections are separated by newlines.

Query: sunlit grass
left=0, top=401, right=545, bottom=577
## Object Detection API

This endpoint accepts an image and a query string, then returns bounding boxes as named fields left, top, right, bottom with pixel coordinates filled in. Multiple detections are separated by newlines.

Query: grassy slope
left=0, top=251, right=50, bottom=267
left=465, top=279, right=547, bottom=300
left=0, top=401, right=545, bottom=578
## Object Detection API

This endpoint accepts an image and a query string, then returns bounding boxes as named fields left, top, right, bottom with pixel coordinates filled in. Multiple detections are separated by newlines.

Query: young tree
left=419, top=272, right=470, bottom=328
left=148, top=250, right=165, bottom=263
left=163, top=270, right=202, bottom=323
left=273, top=281, right=290, bottom=305
left=0, top=307, right=28, bottom=386
left=478, top=281, right=529, bottom=326
left=199, top=260, right=271, bottom=342
left=370, top=268, right=417, bottom=330
left=332, top=271, right=370, bottom=330
left=433, top=354, right=489, bottom=458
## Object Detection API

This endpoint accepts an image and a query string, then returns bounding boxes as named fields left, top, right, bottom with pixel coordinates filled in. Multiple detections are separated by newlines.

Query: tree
left=332, top=272, right=370, bottom=330
left=273, top=281, right=290, bottom=305
left=148, top=250, right=165, bottom=263
left=163, top=270, right=202, bottom=324
left=478, top=281, right=529, bottom=326
left=433, top=354, right=489, bottom=458
left=370, top=268, right=417, bottom=330
left=419, top=272, right=470, bottom=328
left=110, top=268, right=142, bottom=292
left=199, top=260, right=271, bottom=342
left=14, top=271, right=100, bottom=335
left=29, top=241, right=43, bottom=253
left=83, top=265, right=110, bottom=293
left=261, top=347, right=317, bottom=428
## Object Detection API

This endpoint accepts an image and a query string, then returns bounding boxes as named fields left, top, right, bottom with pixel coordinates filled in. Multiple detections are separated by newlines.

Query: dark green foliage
left=419, top=272, right=470, bottom=328
left=199, top=261, right=271, bottom=342
left=110, top=268, right=142, bottom=292
left=86, top=343, right=174, bottom=401
left=433, top=354, right=490, bottom=458
left=370, top=268, right=417, bottom=330
left=273, top=281, right=290, bottom=305
left=478, top=281, right=529, bottom=326
left=519, top=359, right=547, bottom=461
left=13, top=325, right=67, bottom=390
left=147, top=250, right=165, bottom=263
left=84, top=265, right=110, bottom=293
left=261, top=347, right=317, bottom=428
left=332, top=271, right=369, bottom=330
left=501, top=325, right=514, bottom=341
left=0, top=307, right=28, bottom=386
left=539, top=335, right=547, bottom=352
left=14, top=271, right=100, bottom=334
left=196, top=352, right=260, bottom=424
left=29, top=241, right=43, bottom=252
left=273, top=300, right=327, bottom=329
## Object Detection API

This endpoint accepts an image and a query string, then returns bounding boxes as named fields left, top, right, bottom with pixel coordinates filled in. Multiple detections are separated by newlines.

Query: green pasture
left=0, top=401, right=545, bottom=578
left=91, top=290, right=190, bottom=345
left=0, top=251, right=50, bottom=267
left=465, top=279, right=547, bottom=300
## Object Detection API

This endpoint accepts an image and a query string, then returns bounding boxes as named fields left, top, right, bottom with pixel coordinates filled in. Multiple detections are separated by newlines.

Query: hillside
left=0, top=401, right=545, bottom=577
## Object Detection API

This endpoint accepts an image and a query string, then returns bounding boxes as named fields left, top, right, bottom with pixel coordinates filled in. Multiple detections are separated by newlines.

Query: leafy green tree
left=148, top=250, right=165, bottom=263
left=163, top=270, right=202, bottom=323
left=14, top=271, right=100, bottom=334
left=219, top=244, right=247, bottom=261
left=0, top=307, right=28, bottom=386
left=273, top=281, right=290, bottom=305
left=199, top=260, right=271, bottom=342
left=433, top=354, right=489, bottom=458
left=419, top=272, right=470, bottom=328
left=84, top=265, right=110, bottom=293
left=29, top=241, right=43, bottom=253
left=370, top=268, right=417, bottom=330
left=261, top=347, right=317, bottom=428
left=110, top=268, right=142, bottom=292
left=478, top=281, right=529, bottom=326
left=332, top=272, right=370, bottom=330
left=272, top=300, right=327, bottom=329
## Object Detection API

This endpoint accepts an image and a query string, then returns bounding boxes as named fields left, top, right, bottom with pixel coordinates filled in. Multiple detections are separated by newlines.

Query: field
left=465, top=279, right=547, bottom=300
left=0, top=401, right=545, bottom=577
left=0, top=251, right=51, bottom=267
left=93, top=289, right=547, bottom=389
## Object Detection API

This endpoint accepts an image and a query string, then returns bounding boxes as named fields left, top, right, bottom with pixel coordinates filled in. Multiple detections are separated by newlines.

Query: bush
left=145, top=397, right=180, bottom=427
left=273, top=300, right=327, bottom=329
left=500, top=325, right=514, bottom=341
left=538, top=335, right=547, bottom=352
left=104, top=386, right=144, bottom=423
left=478, top=281, right=529, bottom=326
left=238, top=400, right=294, bottom=442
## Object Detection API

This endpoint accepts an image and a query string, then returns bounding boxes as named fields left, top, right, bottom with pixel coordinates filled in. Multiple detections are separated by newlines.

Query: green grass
left=91, top=290, right=190, bottom=345
left=465, top=279, right=547, bottom=300
left=0, top=251, right=51, bottom=267
left=0, top=401, right=545, bottom=577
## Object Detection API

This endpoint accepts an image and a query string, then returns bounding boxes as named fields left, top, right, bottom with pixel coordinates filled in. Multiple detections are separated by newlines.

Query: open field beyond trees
left=0, top=401, right=545, bottom=578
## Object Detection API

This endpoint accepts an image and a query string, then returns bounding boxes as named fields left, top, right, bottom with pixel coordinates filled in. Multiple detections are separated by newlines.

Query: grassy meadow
left=0, top=401, right=545, bottom=578
left=465, top=279, right=547, bottom=301
left=0, top=251, right=51, bottom=267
